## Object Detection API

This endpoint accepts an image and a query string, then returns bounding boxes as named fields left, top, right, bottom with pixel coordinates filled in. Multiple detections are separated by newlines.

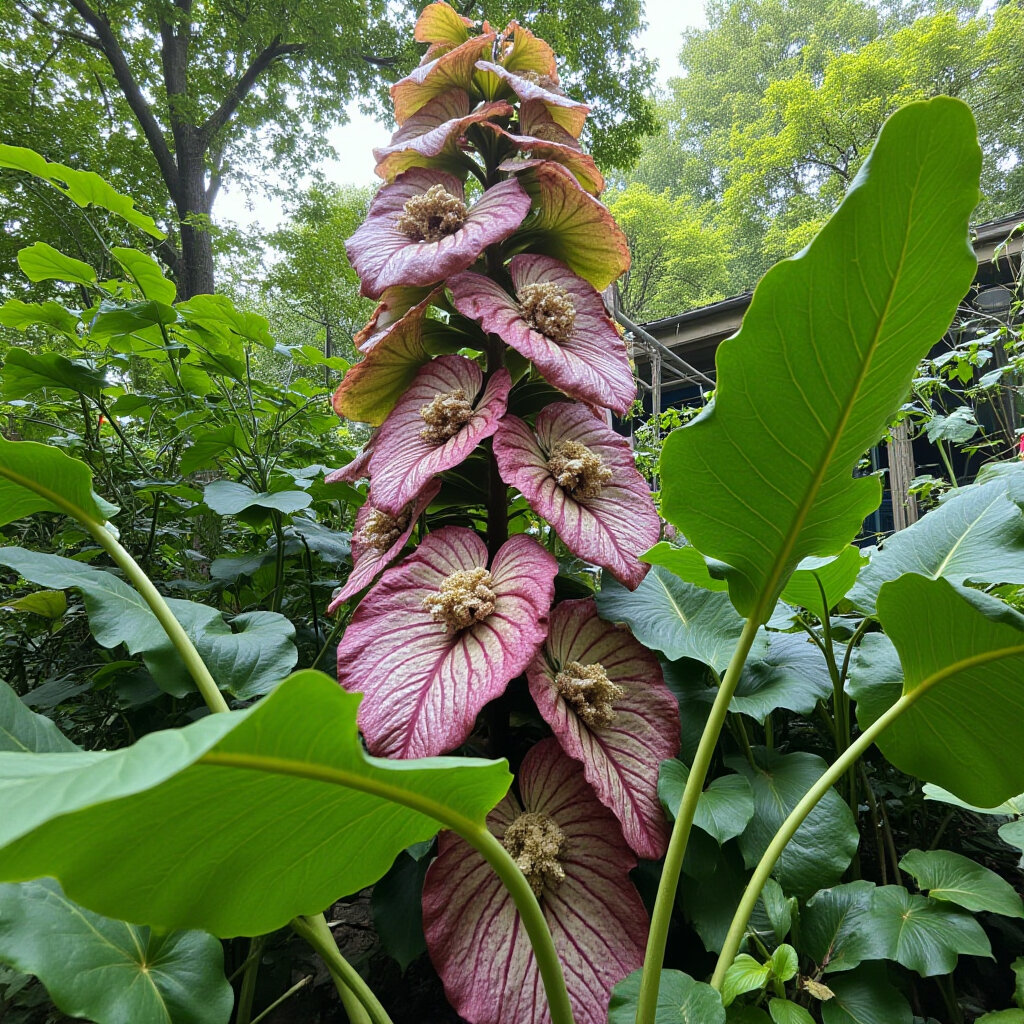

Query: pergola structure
left=618, top=211, right=1023, bottom=535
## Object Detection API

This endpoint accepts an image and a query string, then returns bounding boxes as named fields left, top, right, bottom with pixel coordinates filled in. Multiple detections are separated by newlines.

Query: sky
left=216, top=0, right=708, bottom=230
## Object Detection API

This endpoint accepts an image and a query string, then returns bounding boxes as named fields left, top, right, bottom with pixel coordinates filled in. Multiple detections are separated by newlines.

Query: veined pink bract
left=327, top=478, right=441, bottom=611
left=474, top=60, right=589, bottom=139
left=392, top=32, right=497, bottom=123
left=494, top=403, right=661, bottom=588
left=423, top=738, right=648, bottom=1024
left=336, top=527, right=556, bottom=758
left=449, top=255, right=634, bottom=414
left=346, top=167, right=530, bottom=299
left=368, top=354, right=511, bottom=515
left=527, top=599, right=679, bottom=858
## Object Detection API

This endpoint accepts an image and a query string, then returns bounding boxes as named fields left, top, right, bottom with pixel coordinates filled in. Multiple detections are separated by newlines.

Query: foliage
left=0, top=9, right=1023, bottom=1024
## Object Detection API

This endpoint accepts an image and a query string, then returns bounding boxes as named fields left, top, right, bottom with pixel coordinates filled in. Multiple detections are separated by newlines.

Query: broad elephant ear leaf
left=867, top=574, right=1024, bottom=806
left=658, top=98, right=981, bottom=623
left=608, top=968, right=726, bottom=1024
left=0, top=671, right=511, bottom=937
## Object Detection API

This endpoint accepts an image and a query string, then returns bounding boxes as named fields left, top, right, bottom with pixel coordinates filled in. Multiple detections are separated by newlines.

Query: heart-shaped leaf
left=203, top=480, right=312, bottom=516
left=780, top=547, right=867, bottom=613
left=658, top=98, right=980, bottom=622
left=820, top=964, right=912, bottom=1024
left=899, top=849, right=1023, bottom=918
left=18, top=242, right=97, bottom=286
left=800, top=881, right=886, bottom=974
left=850, top=467, right=1024, bottom=613
left=0, top=879, right=232, bottom=1024
left=732, top=632, right=834, bottom=722
left=722, top=953, right=771, bottom=1006
left=608, top=968, right=726, bottom=1024
left=0, top=680, right=78, bottom=754
left=0, top=671, right=511, bottom=936
left=659, top=761, right=754, bottom=845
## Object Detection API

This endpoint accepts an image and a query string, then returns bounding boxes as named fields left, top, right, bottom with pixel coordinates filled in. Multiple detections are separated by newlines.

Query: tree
left=607, top=183, right=731, bottom=321
left=1, top=0, right=656, bottom=298
left=262, top=184, right=376, bottom=368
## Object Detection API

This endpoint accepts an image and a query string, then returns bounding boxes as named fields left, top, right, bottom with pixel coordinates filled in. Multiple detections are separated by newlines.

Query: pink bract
left=324, top=444, right=373, bottom=486
left=392, top=33, right=496, bottom=123
left=486, top=124, right=604, bottom=194
left=373, top=91, right=514, bottom=182
left=368, top=355, right=511, bottom=515
left=474, top=60, right=589, bottom=139
left=354, top=286, right=436, bottom=352
left=346, top=168, right=531, bottom=298
left=423, top=737, right=647, bottom=1024
left=526, top=599, right=679, bottom=858
left=336, top=527, right=556, bottom=758
left=493, top=403, right=660, bottom=589
left=327, top=478, right=441, bottom=612
left=448, top=255, right=634, bottom=414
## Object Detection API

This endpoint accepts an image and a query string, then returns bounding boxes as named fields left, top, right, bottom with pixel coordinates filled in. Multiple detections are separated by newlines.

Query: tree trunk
left=173, top=133, right=215, bottom=299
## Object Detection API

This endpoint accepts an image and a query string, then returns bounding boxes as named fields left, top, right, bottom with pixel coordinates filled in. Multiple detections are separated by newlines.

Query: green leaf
left=869, top=575, right=1024, bottom=806
left=976, top=1013, right=1024, bottom=1024
left=659, top=98, right=980, bottom=622
left=371, top=850, right=430, bottom=972
left=608, top=968, right=726, bottom=1024
left=820, top=965, right=912, bottom=1024
left=17, top=242, right=96, bottom=286
left=203, top=480, right=312, bottom=516
left=0, top=671, right=511, bottom=936
left=780, top=547, right=867, bottom=613
left=595, top=566, right=752, bottom=671
left=846, top=632, right=903, bottom=730
left=89, top=300, right=178, bottom=340
left=769, top=944, right=799, bottom=982
left=659, top=760, right=755, bottom=845
left=0, top=549, right=296, bottom=699
left=1000, top=819, right=1024, bottom=860
left=1, top=348, right=107, bottom=400
left=110, top=247, right=176, bottom=303
left=0, top=437, right=107, bottom=527
left=732, top=632, right=834, bottom=723
left=641, top=543, right=729, bottom=591
left=865, top=885, right=991, bottom=976
left=0, top=299, right=79, bottom=334
left=727, top=1008, right=772, bottom=1024
left=800, top=881, right=886, bottom=974
left=722, top=953, right=771, bottom=1007
left=0, top=590, right=66, bottom=619
left=730, top=750, right=858, bottom=897
left=768, top=999, right=814, bottom=1024
left=178, top=426, right=251, bottom=476
left=177, top=294, right=273, bottom=349
left=0, top=878, right=231, bottom=1024
left=0, top=144, right=164, bottom=239
left=850, top=468, right=1024, bottom=613
left=922, top=784, right=1024, bottom=816
left=925, top=405, right=978, bottom=444
left=899, top=849, right=1023, bottom=918
left=0, top=679, right=78, bottom=754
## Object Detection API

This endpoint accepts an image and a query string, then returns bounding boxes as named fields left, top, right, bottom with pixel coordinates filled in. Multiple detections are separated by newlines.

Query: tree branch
left=200, top=36, right=305, bottom=142
left=63, top=0, right=179, bottom=195
left=17, top=1, right=101, bottom=50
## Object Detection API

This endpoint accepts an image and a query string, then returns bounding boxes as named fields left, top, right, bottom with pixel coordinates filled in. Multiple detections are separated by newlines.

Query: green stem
left=635, top=614, right=763, bottom=1024
left=711, top=696, right=909, bottom=989
left=290, top=916, right=382, bottom=1024
left=235, top=935, right=267, bottom=1024
left=270, top=510, right=286, bottom=613
left=936, top=439, right=959, bottom=488
left=248, top=976, right=312, bottom=1024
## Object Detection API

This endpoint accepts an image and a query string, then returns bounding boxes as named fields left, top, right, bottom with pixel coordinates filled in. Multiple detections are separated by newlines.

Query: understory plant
left=1, top=6, right=1024, bottom=1024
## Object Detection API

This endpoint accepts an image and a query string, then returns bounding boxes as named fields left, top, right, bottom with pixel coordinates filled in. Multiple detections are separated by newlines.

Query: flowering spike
left=423, top=738, right=648, bottom=1024
left=474, top=61, right=589, bottom=138
left=527, top=599, right=680, bottom=858
left=392, top=33, right=497, bottom=123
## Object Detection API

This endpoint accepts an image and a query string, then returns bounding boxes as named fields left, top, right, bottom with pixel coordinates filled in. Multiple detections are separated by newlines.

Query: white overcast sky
left=216, top=0, right=707, bottom=230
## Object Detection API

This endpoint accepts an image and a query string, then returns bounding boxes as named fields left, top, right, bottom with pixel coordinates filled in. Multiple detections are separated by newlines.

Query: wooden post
left=888, top=420, right=919, bottom=531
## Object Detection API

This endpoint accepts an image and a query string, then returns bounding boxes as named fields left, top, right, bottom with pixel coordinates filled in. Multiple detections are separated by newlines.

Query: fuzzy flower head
left=423, top=738, right=648, bottom=1024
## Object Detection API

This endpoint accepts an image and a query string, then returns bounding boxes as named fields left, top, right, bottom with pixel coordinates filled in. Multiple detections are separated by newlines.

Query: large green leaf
left=864, top=885, right=991, bottom=976
left=595, top=566, right=752, bottom=671
left=721, top=954, right=771, bottom=1007
left=730, top=750, right=858, bottom=898
left=869, top=574, right=1024, bottom=805
left=110, top=247, right=176, bottom=303
left=846, top=632, right=903, bottom=728
left=17, top=242, right=97, bottom=286
left=731, top=632, right=834, bottom=722
left=899, top=849, right=1023, bottom=918
left=1, top=348, right=107, bottom=400
left=768, top=999, right=814, bottom=1024
left=800, top=881, right=888, bottom=974
left=641, top=543, right=729, bottom=592
left=0, top=144, right=164, bottom=238
left=779, top=547, right=866, bottom=613
left=659, top=98, right=980, bottom=622
left=0, top=549, right=296, bottom=698
left=0, top=299, right=79, bottom=334
left=850, top=468, right=1024, bottom=613
left=608, top=969, right=726, bottom=1024
left=820, top=965, right=912, bottom=1024
left=371, top=850, right=430, bottom=972
left=659, top=761, right=755, bottom=845
left=0, top=671, right=511, bottom=936
left=0, top=879, right=231, bottom=1024
left=203, top=480, right=312, bottom=516
left=0, top=437, right=107, bottom=527
left=0, top=680, right=78, bottom=754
